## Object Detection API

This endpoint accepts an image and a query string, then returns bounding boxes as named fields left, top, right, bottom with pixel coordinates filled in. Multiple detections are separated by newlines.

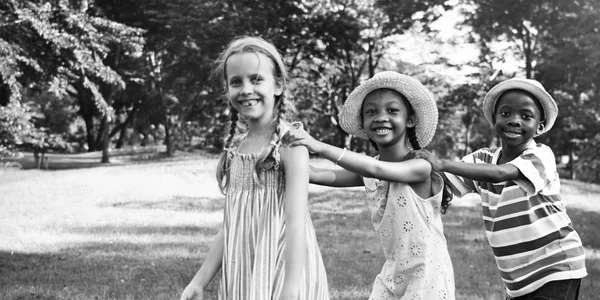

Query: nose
left=241, top=80, right=254, bottom=95
left=507, top=115, right=521, bottom=126
left=374, top=113, right=388, bottom=122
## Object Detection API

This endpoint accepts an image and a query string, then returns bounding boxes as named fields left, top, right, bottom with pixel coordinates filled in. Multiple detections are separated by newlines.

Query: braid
left=275, top=96, right=286, bottom=141
left=216, top=105, right=238, bottom=193
left=407, top=125, right=452, bottom=214
left=253, top=98, right=284, bottom=185
left=226, top=103, right=239, bottom=146
left=440, top=180, right=453, bottom=215
left=369, top=139, right=378, bottom=151
left=407, top=126, right=421, bottom=150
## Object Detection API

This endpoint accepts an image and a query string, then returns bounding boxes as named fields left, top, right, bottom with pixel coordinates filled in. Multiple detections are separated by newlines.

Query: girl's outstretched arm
left=180, top=228, right=224, bottom=300
left=412, top=149, right=524, bottom=183
left=284, top=128, right=431, bottom=183
left=309, top=165, right=363, bottom=187
left=278, top=145, right=310, bottom=300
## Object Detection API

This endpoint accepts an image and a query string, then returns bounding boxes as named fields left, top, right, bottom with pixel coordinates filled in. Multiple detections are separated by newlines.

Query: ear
left=407, top=115, right=417, bottom=128
left=537, top=123, right=545, bottom=134
left=275, top=81, right=283, bottom=96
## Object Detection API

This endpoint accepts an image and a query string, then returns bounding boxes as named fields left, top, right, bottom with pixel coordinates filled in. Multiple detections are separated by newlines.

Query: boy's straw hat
left=339, top=71, right=438, bottom=148
left=483, top=78, right=558, bottom=135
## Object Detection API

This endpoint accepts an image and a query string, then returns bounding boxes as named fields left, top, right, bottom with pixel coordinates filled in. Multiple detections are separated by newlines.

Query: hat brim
left=483, top=78, right=558, bottom=135
left=339, top=71, right=438, bottom=148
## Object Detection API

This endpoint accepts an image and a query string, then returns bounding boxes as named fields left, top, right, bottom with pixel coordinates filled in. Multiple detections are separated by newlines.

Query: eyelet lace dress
left=363, top=171, right=455, bottom=300
left=218, top=125, right=329, bottom=300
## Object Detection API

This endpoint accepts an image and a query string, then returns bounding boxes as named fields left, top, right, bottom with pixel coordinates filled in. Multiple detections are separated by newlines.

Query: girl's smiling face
left=493, top=90, right=543, bottom=148
left=362, top=89, right=414, bottom=149
left=225, top=52, right=282, bottom=124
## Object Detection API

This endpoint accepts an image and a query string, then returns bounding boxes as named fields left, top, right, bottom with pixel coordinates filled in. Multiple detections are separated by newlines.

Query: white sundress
left=219, top=125, right=330, bottom=300
left=363, top=172, right=455, bottom=300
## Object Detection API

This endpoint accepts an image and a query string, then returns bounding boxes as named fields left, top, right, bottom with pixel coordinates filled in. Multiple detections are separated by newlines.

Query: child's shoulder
left=520, top=142, right=556, bottom=162
left=465, top=147, right=499, bottom=163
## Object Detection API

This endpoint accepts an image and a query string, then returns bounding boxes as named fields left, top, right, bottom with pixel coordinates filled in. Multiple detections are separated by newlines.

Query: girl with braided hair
left=180, top=36, right=329, bottom=300
left=283, top=71, right=455, bottom=300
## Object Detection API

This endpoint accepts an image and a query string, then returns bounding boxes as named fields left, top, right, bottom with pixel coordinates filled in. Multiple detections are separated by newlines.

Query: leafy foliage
left=460, top=0, right=600, bottom=182
left=0, top=0, right=144, bottom=116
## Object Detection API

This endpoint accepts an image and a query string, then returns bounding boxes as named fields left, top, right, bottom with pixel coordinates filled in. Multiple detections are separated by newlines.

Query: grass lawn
left=1, top=153, right=598, bottom=300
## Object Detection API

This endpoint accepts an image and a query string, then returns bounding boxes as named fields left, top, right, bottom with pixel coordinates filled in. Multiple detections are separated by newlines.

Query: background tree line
left=1, top=0, right=599, bottom=182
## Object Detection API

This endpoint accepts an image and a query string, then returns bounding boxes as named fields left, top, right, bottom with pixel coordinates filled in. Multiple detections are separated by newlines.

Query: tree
left=291, top=0, right=449, bottom=151
left=461, top=0, right=580, bottom=79
left=0, top=0, right=145, bottom=160
left=461, top=0, right=600, bottom=182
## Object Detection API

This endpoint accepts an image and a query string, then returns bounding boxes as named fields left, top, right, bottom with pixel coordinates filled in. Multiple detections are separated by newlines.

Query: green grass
left=0, top=154, right=598, bottom=300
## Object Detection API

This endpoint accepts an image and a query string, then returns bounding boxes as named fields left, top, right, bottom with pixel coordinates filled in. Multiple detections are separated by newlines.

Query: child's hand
left=411, top=149, right=444, bottom=172
left=179, top=284, right=204, bottom=300
left=282, top=123, right=320, bottom=153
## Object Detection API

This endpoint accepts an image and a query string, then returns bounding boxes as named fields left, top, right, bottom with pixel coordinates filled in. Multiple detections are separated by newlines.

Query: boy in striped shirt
left=415, top=78, right=587, bottom=299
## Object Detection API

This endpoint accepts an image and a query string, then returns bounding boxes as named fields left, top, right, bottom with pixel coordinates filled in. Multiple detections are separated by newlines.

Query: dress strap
left=261, top=121, right=303, bottom=171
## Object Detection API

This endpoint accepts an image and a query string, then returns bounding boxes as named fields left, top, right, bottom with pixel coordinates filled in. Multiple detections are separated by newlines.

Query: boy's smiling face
left=493, top=90, right=544, bottom=148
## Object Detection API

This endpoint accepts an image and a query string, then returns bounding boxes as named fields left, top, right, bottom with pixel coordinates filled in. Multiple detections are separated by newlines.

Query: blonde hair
left=214, top=36, right=296, bottom=193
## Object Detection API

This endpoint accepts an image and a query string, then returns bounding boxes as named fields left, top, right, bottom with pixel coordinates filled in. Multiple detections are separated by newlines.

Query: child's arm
left=284, top=128, right=431, bottom=183
left=309, top=165, right=363, bottom=187
left=180, top=228, right=224, bottom=300
left=413, top=149, right=524, bottom=183
left=278, top=145, right=310, bottom=300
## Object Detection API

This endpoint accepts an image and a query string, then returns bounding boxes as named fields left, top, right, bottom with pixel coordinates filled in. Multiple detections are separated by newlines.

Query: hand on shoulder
left=411, top=149, right=444, bottom=172
left=281, top=125, right=321, bottom=153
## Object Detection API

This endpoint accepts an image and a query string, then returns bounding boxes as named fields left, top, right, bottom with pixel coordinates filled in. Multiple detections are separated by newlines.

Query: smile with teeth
left=503, top=130, right=522, bottom=137
left=239, top=99, right=259, bottom=107
left=372, top=127, right=392, bottom=134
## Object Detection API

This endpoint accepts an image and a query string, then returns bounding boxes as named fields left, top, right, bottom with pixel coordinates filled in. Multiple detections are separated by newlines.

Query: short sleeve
left=442, top=151, right=477, bottom=197
left=508, top=144, right=556, bottom=196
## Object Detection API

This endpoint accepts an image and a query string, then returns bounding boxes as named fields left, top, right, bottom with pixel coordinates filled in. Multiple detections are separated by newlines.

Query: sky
left=384, top=4, right=522, bottom=85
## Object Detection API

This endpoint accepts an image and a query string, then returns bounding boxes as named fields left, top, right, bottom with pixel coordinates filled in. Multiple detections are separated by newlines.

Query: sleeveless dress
left=363, top=171, right=455, bottom=300
left=219, top=128, right=330, bottom=300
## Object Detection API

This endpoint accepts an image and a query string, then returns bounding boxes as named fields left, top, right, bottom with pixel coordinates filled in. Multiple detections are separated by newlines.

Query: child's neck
left=499, top=139, right=534, bottom=164
left=240, top=119, right=274, bottom=154
left=378, top=143, right=411, bottom=162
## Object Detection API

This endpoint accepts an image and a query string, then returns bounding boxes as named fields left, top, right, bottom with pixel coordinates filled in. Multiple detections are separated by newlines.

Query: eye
left=522, top=114, right=534, bottom=120
left=364, top=108, right=376, bottom=115
left=250, top=75, right=263, bottom=84
left=388, top=108, right=399, bottom=113
left=499, top=111, right=510, bottom=117
left=229, top=78, right=241, bottom=86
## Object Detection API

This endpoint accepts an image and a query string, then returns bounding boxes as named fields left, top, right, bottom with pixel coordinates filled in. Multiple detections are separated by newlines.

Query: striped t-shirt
left=445, top=141, right=587, bottom=297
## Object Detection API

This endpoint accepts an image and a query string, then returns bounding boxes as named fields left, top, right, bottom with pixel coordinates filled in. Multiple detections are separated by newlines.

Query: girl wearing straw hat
left=284, top=71, right=455, bottom=300
left=414, top=78, right=587, bottom=300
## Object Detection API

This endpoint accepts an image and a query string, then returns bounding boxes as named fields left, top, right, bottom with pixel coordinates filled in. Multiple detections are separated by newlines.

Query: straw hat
left=339, top=71, right=438, bottom=148
left=483, top=78, right=558, bottom=135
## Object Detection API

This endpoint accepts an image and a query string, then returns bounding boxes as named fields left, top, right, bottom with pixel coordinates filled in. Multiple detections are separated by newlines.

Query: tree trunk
left=101, top=115, right=111, bottom=163
left=83, top=114, right=95, bottom=152
left=464, top=124, right=471, bottom=157
left=95, top=118, right=105, bottom=151
left=157, top=86, right=173, bottom=156
left=111, top=102, right=139, bottom=149
left=101, top=45, right=122, bottom=163
left=569, top=146, right=576, bottom=180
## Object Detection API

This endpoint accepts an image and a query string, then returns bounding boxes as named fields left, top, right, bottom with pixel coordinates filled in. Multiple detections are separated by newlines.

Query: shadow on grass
left=104, top=195, right=225, bottom=212
left=0, top=225, right=222, bottom=300
left=443, top=205, right=600, bottom=300
left=2, top=192, right=598, bottom=299
left=64, top=224, right=217, bottom=237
